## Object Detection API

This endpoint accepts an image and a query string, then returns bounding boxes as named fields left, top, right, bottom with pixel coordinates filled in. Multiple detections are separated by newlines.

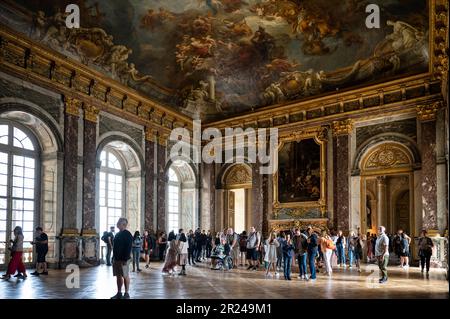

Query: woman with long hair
left=142, top=230, right=152, bottom=269
left=1, top=226, right=27, bottom=280
left=131, top=231, right=142, bottom=272
left=158, top=231, right=168, bottom=261
left=264, top=231, right=280, bottom=277
left=162, top=231, right=178, bottom=275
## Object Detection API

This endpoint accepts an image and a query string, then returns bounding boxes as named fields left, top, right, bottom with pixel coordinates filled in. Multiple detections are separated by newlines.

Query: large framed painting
left=273, top=127, right=327, bottom=213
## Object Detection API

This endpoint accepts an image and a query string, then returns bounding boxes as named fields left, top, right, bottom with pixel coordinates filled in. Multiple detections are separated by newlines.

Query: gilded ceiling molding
left=0, top=26, right=192, bottom=135
left=64, top=97, right=81, bottom=117
left=332, top=119, right=353, bottom=136
left=416, top=101, right=442, bottom=121
left=432, top=0, right=449, bottom=80
left=83, top=104, right=99, bottom=123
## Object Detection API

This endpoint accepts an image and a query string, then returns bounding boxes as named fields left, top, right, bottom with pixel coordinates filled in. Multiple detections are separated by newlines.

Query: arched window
left=167, top=167, right=180, bottom=233
left=0, top=122, right=39, bottom=265
left=99, top=149, right=124, bottom=236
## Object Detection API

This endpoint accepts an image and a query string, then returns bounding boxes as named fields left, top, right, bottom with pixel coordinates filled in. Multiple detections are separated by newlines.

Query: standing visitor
left=282, top=233, right=295, bottom=280
left=336, top=230, right=347, bottom=268
left=142, top=230, right=153, bottom=269
left=131, top=231, right=142, bottom=272
left=276, top=232, right=285, bottom=272
left=162, top=231, right=178, bottom=275
left=158, top=232, right=167, bottom=261
left=187, top=230, right=197, bottom=266
left=1, top=226, right=27, bottom=280
left=31, top=226, right=49, bottom=276
left=400, top=232, right=410, bottom=269
left=239, top=231, right=248, bottom=266
left=306, top=226, right=318, bottom=281
left=293, top=228, right=308, bottom=280
left=103, top=226, right=115, bottom=266
left=375, top=226, right=390, bottom=284
left=177, top=229, right=188, bottom=276
left=319, top=230, right=334, bottom=277
left=354, top=231, right=364, bottom=272
left=264, top=231, right=279, bottom=277
left=246, top=226, right=261, bottom=271
left=206, top=230, right=213, bottom=258
left=226, top=228, right=239, bottom=269
left=111, top=218, right=133, bottom=299
left=348, top=231, right=357, bottom=268
left=418, top=229, right=434, bottom=276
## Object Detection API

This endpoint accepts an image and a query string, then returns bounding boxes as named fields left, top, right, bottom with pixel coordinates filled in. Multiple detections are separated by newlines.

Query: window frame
left=99, top=148, right=126, bottom=239
left=0, top=119, right=41, bottom=265
left=167, top=167, right=181, bottom=233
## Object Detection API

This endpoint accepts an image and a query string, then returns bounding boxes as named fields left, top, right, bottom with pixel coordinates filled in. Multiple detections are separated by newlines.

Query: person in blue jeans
left=293, top=229, right=308, bottom=280
left=131, top=231, right=142, bottom=272
left=282, top=234, right=295, bottom=280
left=348, top=231, right=357, bottom=268
left=306, top=226, right=318, bottom=281
left=336, top=230, right=347, bottom=268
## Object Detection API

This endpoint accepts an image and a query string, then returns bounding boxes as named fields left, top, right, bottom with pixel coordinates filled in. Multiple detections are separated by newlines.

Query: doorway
left=222, top=164, right=252, bottom=233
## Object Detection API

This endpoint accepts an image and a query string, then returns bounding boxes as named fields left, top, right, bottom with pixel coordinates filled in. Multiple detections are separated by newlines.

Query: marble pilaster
left=417, top=104, right=439, bottom=231
left=60, top=97, right=81, bottom=267
left=251, top=162, right=264, bottom=235
left=144, top=129, right=156, bottom=231
left=80, top=105, right=99, bottom=266
left=332, top=120, right=352, bottom=232
left=156, top=135, right=167, bottom=233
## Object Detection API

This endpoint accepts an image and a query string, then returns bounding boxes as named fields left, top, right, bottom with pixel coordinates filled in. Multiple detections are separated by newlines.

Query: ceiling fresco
left=5, top=0, right=429, bottom=121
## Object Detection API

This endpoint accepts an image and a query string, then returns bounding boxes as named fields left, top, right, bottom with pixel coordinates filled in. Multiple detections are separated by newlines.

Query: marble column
left=81, top=105, right=98, bottom=232
left=252, top=162, right=264, bottom=235
left=376, top=176, right=387, bottom=228
left=332, top=120, right=353, bottom=232
left=79, top=104, right=100, bottom=266
left=156, top=134, right=167, bottom=233
left=60, top=97, right=81, bottom=267
left=201, top=163, right=215, bottom=231
left=62, top=97, right=80, bottom=233
left=417, top=103, right=439, bottom=232
left=144, top=128, right=156, bottom=232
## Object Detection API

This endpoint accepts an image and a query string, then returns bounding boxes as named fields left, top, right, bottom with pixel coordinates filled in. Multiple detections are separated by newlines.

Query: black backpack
left=101, top=232, right=109, bottom=244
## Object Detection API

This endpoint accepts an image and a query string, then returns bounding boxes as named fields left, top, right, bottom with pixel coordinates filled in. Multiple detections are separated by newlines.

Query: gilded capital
left=145, top=127, right=158, bottom=142
left=64, top=97, right=81, bottom=117
left=416, top=102, right=441, bottom=121
left=332, top=119, right=353, bottom=136
left=158, top=132, right=169, bottom=146
left=83, top=104, right=99, bottom=123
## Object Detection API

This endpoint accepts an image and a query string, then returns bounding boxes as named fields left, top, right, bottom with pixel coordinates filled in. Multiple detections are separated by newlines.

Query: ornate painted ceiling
left=3, top=0, right=429, bottom=121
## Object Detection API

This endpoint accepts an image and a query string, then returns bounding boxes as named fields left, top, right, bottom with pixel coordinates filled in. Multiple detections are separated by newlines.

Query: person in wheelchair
left=210, top=238, right=232, bottom=270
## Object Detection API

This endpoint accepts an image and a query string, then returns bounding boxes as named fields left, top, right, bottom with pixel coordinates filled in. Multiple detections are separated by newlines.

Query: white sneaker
left=297, top=275, right=302, bottom=279
left=304, top=275, right=309, bottom=281
left=275, top=272, right=280, bottom=276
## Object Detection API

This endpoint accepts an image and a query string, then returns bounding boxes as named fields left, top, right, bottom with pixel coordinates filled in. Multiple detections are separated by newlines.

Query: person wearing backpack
left=102, top=226, right=115, bottom=266
left=239, top=231, right=248, bottom=266
left=418, top=229, right=434, bottom=275
left=319, top=230, right=334, bottom=277
left=399, top=232, right=410, bottom=269
left=306, top=226, right=318, bottom=281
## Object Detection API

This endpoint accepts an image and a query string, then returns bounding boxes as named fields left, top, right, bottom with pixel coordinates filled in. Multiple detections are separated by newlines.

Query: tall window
left=167, top=168, right=180, bottom=233
left=99, top=150, right=124, bottom=237
left=0, top=122, right=38, bottom=265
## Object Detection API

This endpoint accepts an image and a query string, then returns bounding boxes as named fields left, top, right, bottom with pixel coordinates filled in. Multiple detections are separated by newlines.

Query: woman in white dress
left=264, top=231, right=280, bottom=277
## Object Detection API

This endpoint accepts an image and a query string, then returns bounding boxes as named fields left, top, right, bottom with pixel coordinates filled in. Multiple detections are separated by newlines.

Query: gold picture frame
left=273, top=126, right=327, bottom=215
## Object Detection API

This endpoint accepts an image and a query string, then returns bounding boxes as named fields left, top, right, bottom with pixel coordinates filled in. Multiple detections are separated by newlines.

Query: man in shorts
left=246, top=226, right=261, bottom=271
left=111, top=217, right=133, bottom=299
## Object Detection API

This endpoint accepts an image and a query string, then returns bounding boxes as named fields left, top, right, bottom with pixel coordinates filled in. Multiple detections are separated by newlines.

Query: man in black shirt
left=31, top=227, right=48, bottom=276
left=111, top=218, right=133, bottom=299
